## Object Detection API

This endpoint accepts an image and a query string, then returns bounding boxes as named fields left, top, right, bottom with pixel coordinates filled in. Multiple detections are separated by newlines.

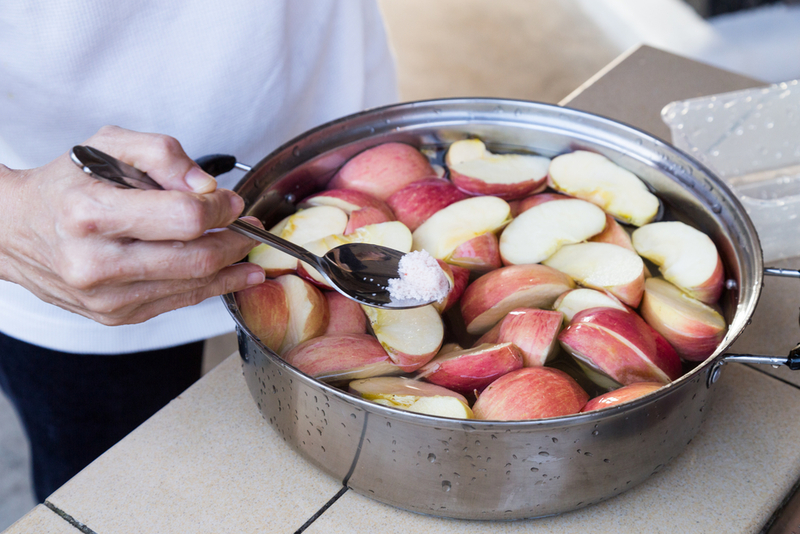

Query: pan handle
left=764, top=267, right=800, bottom=278
left=708, top=343, right=800, bottom=387
left=195, top=154, right=252, bottom=177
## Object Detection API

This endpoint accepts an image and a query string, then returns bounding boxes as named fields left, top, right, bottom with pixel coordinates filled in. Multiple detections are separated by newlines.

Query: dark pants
left=0, top=332, right=203, bottom=502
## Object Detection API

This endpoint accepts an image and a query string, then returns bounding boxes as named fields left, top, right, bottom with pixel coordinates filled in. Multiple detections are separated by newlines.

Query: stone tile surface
left=306, top=364, right=800, bottom=533
left=45, top=355, right=343, bottom=534
left=2, top=505, right=76, bottom=534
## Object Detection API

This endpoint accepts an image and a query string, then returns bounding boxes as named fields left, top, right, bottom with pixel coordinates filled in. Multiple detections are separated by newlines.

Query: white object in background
left=662, top=80, right=800, bottom=262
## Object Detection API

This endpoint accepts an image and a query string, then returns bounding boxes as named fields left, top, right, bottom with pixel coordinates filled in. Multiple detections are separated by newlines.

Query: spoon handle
left=228, top=219, right=328, bottom=272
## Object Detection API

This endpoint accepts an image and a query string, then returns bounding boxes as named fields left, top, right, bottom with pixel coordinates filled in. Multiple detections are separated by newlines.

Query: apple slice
left=362, top=305, right=444, bottom=372
left=446, top=231, right=502, bottom=274
left=297, top=221, right=413, bottom=288
left=327, top=142, right=436, bottom=200
left=445, top=139, right=550, bottom=200
left=344, top=206, right=394, bottom=234
left=274, top=274, right=330, bottom=355
left=323, top=291, right=367, bottom=335
left=552, top=288, right=628, bottom=323
left=558, top=307, right=682, bottom=388
left=631, top=221, right=724, bottom=304
left=499, top=198, right=607, bottom=265
left=547, top=150, right=660, bottom=227
left=235, top=279, right=289, bottom=353
left=432, top=261, right=470, bottom=314
left=542, top=242, right=645, bottom=307
left=515, top=192, right=572, bottom=215
left=460, top=264, right=575, bottom=335
left=385, top=178, right=469, bottom=231
left=472, top=367, right=589, bottom=421
left=590, top=214, right=634, bottom=251
left=248, top=206, right=348, bottom=277
left=475, top=308, right=563, bottom=367
left=639, top=277, right=727, bottom=361
left=283, top=334, right=401, bottom=382
left=581, top=382, right=663, bottom=412
left=416, top=342, right=524, bottom=393
left=349, top=377, right=473, bottom=419
left=300, top=189, right=394, bottom=219
left=412, top=196, right=511, bottom=260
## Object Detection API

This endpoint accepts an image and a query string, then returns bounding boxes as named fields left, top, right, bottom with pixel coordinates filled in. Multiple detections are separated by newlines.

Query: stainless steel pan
left=216, top=99, right=800, bottom=519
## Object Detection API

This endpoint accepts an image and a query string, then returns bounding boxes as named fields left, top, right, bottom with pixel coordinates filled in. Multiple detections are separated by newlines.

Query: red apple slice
left=460, top=264, right=575, bottom=335
left=590, top=214, right=634, bottom=251
left=552, top=288, right=628, bottom=323
left=248, top=206, right=348, bottom=277
left=639, top=277, right=727, bottom=361
left=349, top=377, right=473, bottom=419
left=416, top=342, right=524, bottom=393
left=327, top=142, right=435, bottom=200
left=542, top=242, right=645, bottom=307
left=283, top=334, right=401, bottom=382
left=547, top=150, right=660, bottom=227
left=631, top=221, right=724, bottom=304
left=476, top=308, right=563, bottom=367
left=274, top=274, right=330, bottom=355
left=515, top=192, right=572, bottom=214
left=445, top=139, right=550, bottom=200
left=385, top=178, right=469, bottom=231
left=300, top=189, right=394, bottom=219
left=323, top=291, right=367, bottom=335
left=473, top=367, right=589, bottom=421
left=362, top=305, right=444, bottom=372
left=235, top=279, right=289, bottom=353
left=344, top=206, right=393, bottom=234
left=412, top=196, right=512, bottom=260
left=432, top=262, right=470, bottom=314
left=558, top=307, right=682, bottom=388
left=499, top=198, right=607, bottom=265
left=581, top=382, right=663, bottom=412
left=446, top=232, right=502, bottom=274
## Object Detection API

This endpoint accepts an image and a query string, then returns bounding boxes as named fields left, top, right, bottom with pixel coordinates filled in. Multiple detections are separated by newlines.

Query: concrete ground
left=1, top=0, right=797, bottom=530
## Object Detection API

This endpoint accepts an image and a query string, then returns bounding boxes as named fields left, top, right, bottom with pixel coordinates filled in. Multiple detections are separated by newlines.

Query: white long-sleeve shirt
left=0, top=0, right=398, bottom=353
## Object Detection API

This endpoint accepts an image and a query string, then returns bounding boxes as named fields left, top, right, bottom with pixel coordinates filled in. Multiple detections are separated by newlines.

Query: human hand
left=0, top=126, right=265, bottom=325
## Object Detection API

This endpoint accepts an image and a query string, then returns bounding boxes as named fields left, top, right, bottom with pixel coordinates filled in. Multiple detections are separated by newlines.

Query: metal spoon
left=70, top=145, right=434, bottom=309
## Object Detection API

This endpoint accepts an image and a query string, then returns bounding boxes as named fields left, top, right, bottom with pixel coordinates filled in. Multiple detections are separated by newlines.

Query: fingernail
left=247, top=269, right=265, bottom=286
left=230, top=193, right=245, bottom=215
left=185, top=167, right=217, bottom=193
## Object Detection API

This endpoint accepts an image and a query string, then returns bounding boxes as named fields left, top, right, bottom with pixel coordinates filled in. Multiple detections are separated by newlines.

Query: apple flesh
left=552, top=288, right=628, bottom=323
left=235, top=279, right=289, bottom=353
left=542, top=242, right=645, bottom=308
left=446, top=231, right=502, bottom=274
left=385, top=178, right=469, bottom=231
left=558, top=307, right=682, bottom=388
left=581, top=382, right=663, bottom=412
left=362, top=305, right=444, bottom=372
left=472, top=367, right=589, bottom=421
left=590, top=214, right=634, bottom=251
left=283, top=333, right=401, bottom=382
left=445, top=138, right=550, bottom=200
left=632, top=221, right=724, bottom=304
left=547, top=150, right=660, bottom=227
left=327, top=142, right=436, bottom=200
left=323, top=291, right=367, bottom=335
left=476, top=308, right=563, bottom=367
left=499, top=198, right=607, bottom=265
left=416, top=342, right=524, bottom=393
left=460, top=264, right=575, bottom=335
left=349, top=377, right=473, bottom=419
left=412, top=196, right=511, bottom=260
left=248, top=206, right=348, bottom=277
left=639, top=277, right=727, bottom=361
left=274, top=274, right=330, bottom=355
left=299, top=189, right=394, bottom=219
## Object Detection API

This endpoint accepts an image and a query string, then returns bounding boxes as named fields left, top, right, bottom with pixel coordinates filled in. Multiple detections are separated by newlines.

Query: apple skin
left=590, top=214, right=634, bottom=251
left=274, top=274, right=330, bottom=356
left=446, top=232, right=502, bottom=274
left=283, top=333, right=401, bottom=382
left=386, top=178, right=469, bottom=231
left=235, top=279, right=289, bottom=353
left=473, top=367, right=589, bottom=421
left=558, top=307, right=682, bottom=387
left=639, top=277, right=727, bottom=361
left=460, top=264, right=575, bottom=335
left=581, top=382, right=663, bottom=412
left=327, top=142, right=435, bottom=201
left=476, top=308, right=563, bottom=367
left=323, top=291, right=367, bottom=335
left=433, top=261, right=470, bottom=314
left=344, top=206, right=393, bottom=234
left=552, top=288, right=628, bottom=323
left=300, top=189, right=394, bottom=219
left=349, top=376, right=469, bottom=404
left=416, top=342, right=524, bottom=394
left=515, top=192, right=571, bottom=214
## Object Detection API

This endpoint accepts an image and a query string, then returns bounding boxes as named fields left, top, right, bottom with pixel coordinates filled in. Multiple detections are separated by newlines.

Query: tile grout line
left=744, top=363, right=800, bottom=390
left=43, top=501, right=98, bottom=534
left=293, top=486, right=349, bottom=534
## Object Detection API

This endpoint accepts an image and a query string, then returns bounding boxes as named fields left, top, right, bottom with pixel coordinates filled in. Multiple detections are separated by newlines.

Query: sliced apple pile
left=416, top=342, right=524, bottom=394
left=581, top=382, right=663, bottom=412
left=362, top=305, right=444, bottom=372
left=283, top=333, right=401, bottom=382
left=476, top=308, right=563, bottom=367
left=445, top=139, right=550, bottom=200
left=548, top=150, right=660, bottom=226
left=499, top=198, right=607, bottom=265
left=639, top=277, right=727, bottom=361
left=472, top=367, right=589, bottom=421
left=552, top=288, right=627, bottom=323
left=632, top=221, right=724, bottom=304
left=349, top=377, right=473, bottom=419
